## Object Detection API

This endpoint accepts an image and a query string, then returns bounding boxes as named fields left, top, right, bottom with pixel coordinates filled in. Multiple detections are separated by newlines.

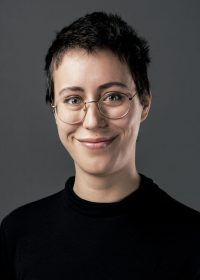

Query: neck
left=73, top=166, right=141, bottom=203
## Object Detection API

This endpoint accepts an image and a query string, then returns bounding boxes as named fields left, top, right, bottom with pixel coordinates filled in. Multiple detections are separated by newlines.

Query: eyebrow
left=58, top=81, right=129, bottom=95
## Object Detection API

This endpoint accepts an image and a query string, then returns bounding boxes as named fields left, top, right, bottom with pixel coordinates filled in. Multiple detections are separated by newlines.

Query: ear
left=140, top=92, right=152, bottom=123
left=51, top=104, right=57, bottom=123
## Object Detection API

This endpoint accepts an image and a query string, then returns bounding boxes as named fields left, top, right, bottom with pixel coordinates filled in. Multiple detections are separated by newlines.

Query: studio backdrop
left=0, top=0, right=200, bottom=221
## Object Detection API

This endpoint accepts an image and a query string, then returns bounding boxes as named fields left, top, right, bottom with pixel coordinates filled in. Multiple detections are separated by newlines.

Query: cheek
left=56, top=120, right=76, bottom=148
left=117, top=113, right=141, bottom=142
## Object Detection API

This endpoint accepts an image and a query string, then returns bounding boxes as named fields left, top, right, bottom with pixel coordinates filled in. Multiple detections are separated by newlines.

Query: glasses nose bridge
left=83, top=99, right=100, bottom=112
left=85, top=100, right=99, bottom=105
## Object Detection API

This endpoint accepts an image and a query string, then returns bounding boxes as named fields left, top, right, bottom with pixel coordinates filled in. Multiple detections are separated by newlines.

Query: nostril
left=82, top=103, right=107, bottom=129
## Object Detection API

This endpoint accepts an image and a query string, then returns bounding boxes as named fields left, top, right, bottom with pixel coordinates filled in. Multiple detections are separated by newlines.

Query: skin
left=53, top=48, right=152, bottom=203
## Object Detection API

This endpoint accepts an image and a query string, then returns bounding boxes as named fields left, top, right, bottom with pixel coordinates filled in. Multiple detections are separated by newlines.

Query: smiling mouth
left=76, top=136, right=117, bottom=149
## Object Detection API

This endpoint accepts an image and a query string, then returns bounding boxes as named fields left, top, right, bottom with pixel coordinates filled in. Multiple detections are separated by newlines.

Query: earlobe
left=140, top=92, right=152, bottom=123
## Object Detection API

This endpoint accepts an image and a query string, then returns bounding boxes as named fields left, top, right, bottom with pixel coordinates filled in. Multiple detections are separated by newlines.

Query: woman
left=1, top=11, right=200, bottom=280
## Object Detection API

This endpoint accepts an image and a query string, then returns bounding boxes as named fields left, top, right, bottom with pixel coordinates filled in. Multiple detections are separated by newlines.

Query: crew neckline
left=62, top=173, right=156, bottom=217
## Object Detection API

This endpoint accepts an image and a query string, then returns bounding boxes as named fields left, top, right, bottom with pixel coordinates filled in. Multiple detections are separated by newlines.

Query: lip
left=76, top=136, right=117, bottom=149
left=77, top=137, right=116, bottom=143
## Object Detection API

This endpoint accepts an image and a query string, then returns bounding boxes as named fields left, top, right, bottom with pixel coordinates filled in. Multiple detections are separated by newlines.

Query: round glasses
left=51, top=91, right=137, bottom=125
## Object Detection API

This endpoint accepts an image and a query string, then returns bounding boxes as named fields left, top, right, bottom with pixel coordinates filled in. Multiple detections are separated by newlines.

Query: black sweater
left=1, top=174, right=200, bottom=279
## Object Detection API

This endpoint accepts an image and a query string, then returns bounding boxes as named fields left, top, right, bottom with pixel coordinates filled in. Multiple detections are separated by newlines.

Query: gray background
left=0, top=0, right=200, bottom=222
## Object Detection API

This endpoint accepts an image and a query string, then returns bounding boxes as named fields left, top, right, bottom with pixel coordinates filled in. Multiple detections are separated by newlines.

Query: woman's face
left=53, top=49, right=151, bottom=176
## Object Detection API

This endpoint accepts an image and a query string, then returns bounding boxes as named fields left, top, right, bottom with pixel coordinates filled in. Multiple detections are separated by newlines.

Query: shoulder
left=156, top=185, right=200, bottom=221
left=1, top=189, right=64, bottom=234
left=160, top=190, right=200, bottom=217
left=140, top=173, right=200, bottom=223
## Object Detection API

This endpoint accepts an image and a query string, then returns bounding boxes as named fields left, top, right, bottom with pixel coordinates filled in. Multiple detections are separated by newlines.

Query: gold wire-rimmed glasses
left=51, top=91, right=137, bottom=125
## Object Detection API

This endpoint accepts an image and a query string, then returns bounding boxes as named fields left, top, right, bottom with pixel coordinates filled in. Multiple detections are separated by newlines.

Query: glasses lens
left=99, top=92, right=130, bottom=118
left=55, top=92, right=131, bottom=124
left=56, top=97, right=85, bottom=124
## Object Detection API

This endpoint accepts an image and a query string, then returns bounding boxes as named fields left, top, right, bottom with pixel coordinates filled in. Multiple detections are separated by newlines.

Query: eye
left=63, top=96, right=83, bottom=106
left=102, top=92, right=125, bottom=103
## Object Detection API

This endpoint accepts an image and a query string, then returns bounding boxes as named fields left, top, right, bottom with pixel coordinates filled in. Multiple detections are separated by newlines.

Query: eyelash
left=62, top=91, right=127, bottom=102
left=63, top=96, right=82, bottom=104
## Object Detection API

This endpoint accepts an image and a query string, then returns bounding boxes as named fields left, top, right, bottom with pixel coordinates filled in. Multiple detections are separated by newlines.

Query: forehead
left=53, top=48, right=135, bottom=95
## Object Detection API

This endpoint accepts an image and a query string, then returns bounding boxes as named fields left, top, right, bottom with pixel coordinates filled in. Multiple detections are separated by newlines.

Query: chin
left=75, top=159, right=115, bottom=177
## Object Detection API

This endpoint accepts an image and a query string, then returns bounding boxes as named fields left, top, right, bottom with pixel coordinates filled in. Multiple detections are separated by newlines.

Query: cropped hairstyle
left=45, top=12, right=151, bottom=105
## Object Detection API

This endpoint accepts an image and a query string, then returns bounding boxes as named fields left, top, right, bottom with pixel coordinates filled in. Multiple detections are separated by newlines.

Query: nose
left=82, top=101, right=107, bottom=130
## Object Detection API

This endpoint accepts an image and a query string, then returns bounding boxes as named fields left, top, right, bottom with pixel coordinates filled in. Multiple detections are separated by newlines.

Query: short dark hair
left=45, top=11, right=151, bottom=105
